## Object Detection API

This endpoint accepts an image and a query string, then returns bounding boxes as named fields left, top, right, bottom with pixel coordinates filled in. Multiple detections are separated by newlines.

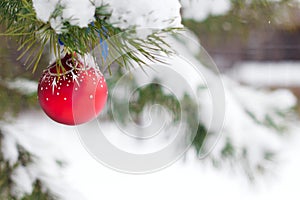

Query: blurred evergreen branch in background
left=0, top=131, right=56, bottom=200
left=184, top=0, right=300, bottom=44
left=0, top=36, right=41, bottom=120
left=0, top=34, right=54, bottom=199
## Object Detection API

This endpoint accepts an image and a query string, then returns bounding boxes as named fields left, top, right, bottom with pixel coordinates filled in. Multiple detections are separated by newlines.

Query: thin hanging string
left=91, top=22, right=110, bottom=73
left=57, top=23, right=109, bottom=73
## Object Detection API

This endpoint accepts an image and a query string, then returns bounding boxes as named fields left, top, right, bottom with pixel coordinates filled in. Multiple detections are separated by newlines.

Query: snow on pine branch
left=32, top=0, right=182, bottom=33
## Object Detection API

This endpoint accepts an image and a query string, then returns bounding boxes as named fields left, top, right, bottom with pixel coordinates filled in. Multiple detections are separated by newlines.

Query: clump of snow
left=102, top=0, right=182, bottom=29
left=1, top=132, right=19, bottom=166
left=181, top=0, right=231, bottom=21
left=32, top=0, right=182, bottom=33
left=34, top=0, right=96, bottom=31
left=61, top=0, right=96, bottom=28
left=198, top=75, right=297, bottom=175
left=214, top=77, right=294, bottom=169
left=11, top=166, right=35, bottom=198
left=32, top=0, right=59, bottom=22
left=5, top=78, right=38, bottom=95
left=228, top=80, right=297, bottom=121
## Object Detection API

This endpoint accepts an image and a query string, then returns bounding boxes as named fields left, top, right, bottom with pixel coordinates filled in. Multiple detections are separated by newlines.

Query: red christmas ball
left=38, top=54, right=108, bottom=125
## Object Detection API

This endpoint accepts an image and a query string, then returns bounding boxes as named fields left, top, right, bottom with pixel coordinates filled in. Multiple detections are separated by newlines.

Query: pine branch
left=0, top=0, right=181, bottom=74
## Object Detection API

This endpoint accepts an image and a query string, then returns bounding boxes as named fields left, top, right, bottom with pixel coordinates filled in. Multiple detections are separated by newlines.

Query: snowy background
left=2, top=110, right=300, bottom=200
left=1, top=0, right=300, bottom=199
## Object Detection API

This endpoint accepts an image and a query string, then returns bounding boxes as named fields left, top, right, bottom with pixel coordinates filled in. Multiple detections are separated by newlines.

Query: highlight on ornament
left=38, top=53, right=108, bottom=125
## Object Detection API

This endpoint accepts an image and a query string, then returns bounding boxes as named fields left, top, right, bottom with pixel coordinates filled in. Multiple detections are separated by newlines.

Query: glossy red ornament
left=38, top=54, right=108, bottom=125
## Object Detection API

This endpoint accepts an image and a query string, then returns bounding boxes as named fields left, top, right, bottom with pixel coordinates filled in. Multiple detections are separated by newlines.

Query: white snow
left=1, top=109, right=300, bottom=200
left=161, top=30, right=297, bottom=172
left=34, top=0, right=95, bottom=29
left=1, top=112, right=85, bottom=200
left=33, top=0, right=182, bottom=33
left=1, top=132, right=19, bottom=166
left=102, top=0, right=182, bottom=29
left=61, top=0, right=96, bottom=28
left=5, top=78, right=38, bottom=95
left=11, top=166, right=34, bottom=198
left=214, top=77, right=292, bottom=169
left=32, top=0, right=59, bottom=22
left=228, top=61, right=300, bottom=87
